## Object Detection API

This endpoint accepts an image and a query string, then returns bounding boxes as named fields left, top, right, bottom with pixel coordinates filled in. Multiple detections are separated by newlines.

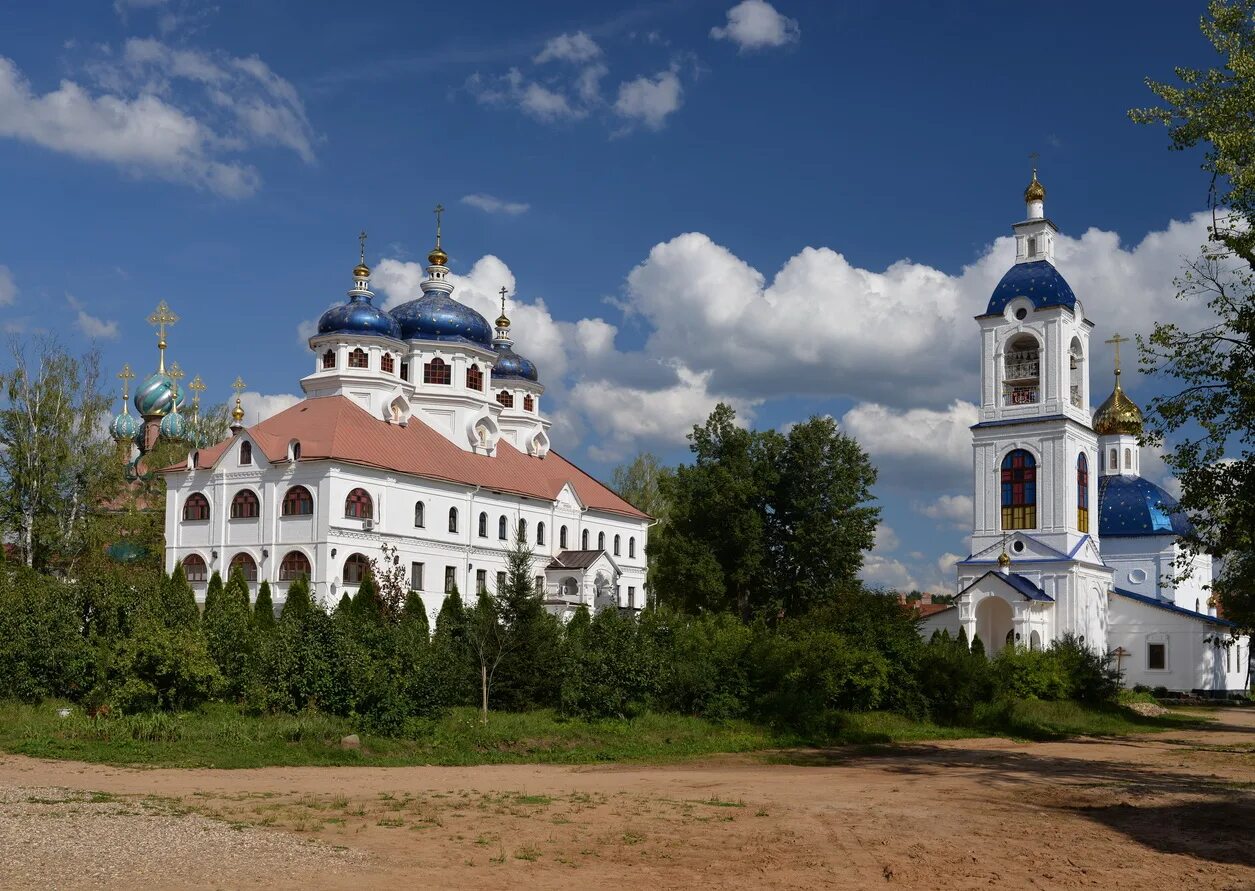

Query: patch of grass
left=514, top=846, right=542, bottom=862
left=973, top=699, right=1208, bottom=741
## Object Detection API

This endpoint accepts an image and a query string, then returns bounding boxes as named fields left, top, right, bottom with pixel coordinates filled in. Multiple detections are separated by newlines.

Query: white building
left=155, top=225, right=650, bottom=621
left=921, top=173, right=1248, bottom=694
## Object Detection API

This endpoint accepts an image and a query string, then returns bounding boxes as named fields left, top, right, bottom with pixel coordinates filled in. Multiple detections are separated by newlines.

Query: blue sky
left=0, top=0, right=1222, bottom=590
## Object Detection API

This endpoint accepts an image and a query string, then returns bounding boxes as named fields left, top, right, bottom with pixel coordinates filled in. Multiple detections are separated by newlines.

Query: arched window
left=598, top=531, right=606, bottom=550
left=466, top=364, right=483, bottom=391
left=581, top=529, right=589, bottom=549
left=348, top=348, right=368, bottom=369
left=230, top=489, right=259, bottom=519
left=182, top=554, right=208, bottom=582
left=537, top=522, right=546, bottom=546
left=343, top=552, right=370, bottom=585
left=424, top=358, right=451, bottom=385
left=1000, top=450, right=1037, bottom=530
left=279, top=551, right=311, bottom=581
left=519, top=519, right=527, bottom=542
left=448, top=507, right=459, bottom=533
left=1110, top=448, right=1118, bottom=471
left=498, top=515, right=508, bottom=540
left=282, top=485, right=313, bottom=516
left=289, top=440, right=301, bottom=462
left=1076, top=453, right=1090, bottom=533
left=478, top=511, right=488, bottom=538
left=322, top=349, right=336, bottom=369
left=1124, top=448, right=1132, bottom=469
left=496, top=391, right=514, bottom=408
left=381, top=352, right=395, bottom=374
left=414, top=501, right=425, bottom=528
left=613, top=534, right=621, bottom=555
left=560, top=525, right=568, bottom=549
left=523, top=395, right=535, bottom=412
left=1004, top=334, right=1041, bottom=405
left=183, top=492, right=210, bottom=521
left=344, top=488, right=373, bottom=519
left=1069, top=338, right=1085, bottom=408
left=229, top=552, right=257, bottom=582
left=239, top=441, right=252, bottom=465
left=629, top=537, right=636, bottom=558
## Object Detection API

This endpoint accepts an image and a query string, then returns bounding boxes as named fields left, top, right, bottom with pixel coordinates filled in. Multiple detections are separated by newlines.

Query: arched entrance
left=975, top=596, right=1014, bottom=655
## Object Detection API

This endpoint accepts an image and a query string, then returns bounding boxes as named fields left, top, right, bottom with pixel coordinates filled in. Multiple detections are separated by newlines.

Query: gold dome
left=997, top=551, right=1012, bottom=569
left=231, top=397, right=245, bottom=423
left=1024, top=170, right=1046, bottom=203
left=496, top=314, right=510, bottom=329
left=1093, top=381, right=1143, bottom=436
left=353, top=262, right=371, bottom=278
left=428, top=247, right=448, bottom=266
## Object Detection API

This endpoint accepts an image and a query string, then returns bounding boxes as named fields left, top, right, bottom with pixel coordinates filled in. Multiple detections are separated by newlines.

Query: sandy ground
left=2, top=709, right=1254, bottom=890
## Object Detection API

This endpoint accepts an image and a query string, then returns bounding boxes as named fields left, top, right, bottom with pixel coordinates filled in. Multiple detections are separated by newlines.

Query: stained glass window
left=1076, top=453, right=1089, bottom=533
left=1000, top=450, right=1036, bottom=530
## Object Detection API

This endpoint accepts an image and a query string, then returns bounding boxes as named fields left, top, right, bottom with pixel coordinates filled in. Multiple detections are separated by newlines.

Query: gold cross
left=1104, top=333, right=1129, bottom=375
left=499, top=285, right=508, bottom=316
left=117, top=363, right=135, bottom=402
left=232, top=375, right=247, bottom=396
left=358, top=230, right=367, bottom=264
left=433, top=203, right=444, bottom=246
left=168, top=362, right=184, bottom=381
left=147, top=301, right=178, bottom=372
left=188, top=375, right=205, bottom=417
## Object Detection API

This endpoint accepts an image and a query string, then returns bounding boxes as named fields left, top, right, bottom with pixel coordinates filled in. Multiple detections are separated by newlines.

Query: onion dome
left=1024, top=169, right=1046, bottom=203
left=393, top=293, right=493, bottom=345
left=109, top=408, right=140, bottom=443
left=1094, top=381, right=1143, bottom=436
left=986, top=260, right=1077, bottom=316
left=492, top=343, right=539, bottom=381
left=159, top=410, right=188, bottom=442
left=317, top=251, right=401, bottom=339
left=1098, top=474, right=1194, bottom=538
left=134, top=371, right=183, bottom=418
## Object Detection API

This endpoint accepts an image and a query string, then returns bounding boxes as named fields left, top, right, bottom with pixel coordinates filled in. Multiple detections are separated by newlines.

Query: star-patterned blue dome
left=492, top=343, right=539, bottom=382
left=317, top=294, right=401, bottom=339
left=1098, top=474, right=1194, bottom=538
left=392, top=293, right=493, bottom=346
left=986, top=260, right=1078, bottom=316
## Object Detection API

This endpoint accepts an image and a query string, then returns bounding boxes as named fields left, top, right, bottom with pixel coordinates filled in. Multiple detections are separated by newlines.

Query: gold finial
left=1094, top=333, right=1143, bottom=436
left=117, top=363, right=135, bottom=412
left=1024, top=154, right=1045, bottom=203
left=231, top=376, right=246, bottom=423
left=188, top=375, right=206, bottom=420
left=428, top=204, right=448, bottom=266
left=496, top=285, right=510, bottom=329
left=998, top=550, right=1012, bottom=570
left=147, top=301, right=179, bottom=373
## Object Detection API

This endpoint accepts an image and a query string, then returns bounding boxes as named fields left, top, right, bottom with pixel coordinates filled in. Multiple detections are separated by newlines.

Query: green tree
left=612, top=452, right=673, bottom=594
left=465, top=589, right=512, bottom=723
left=162, top=567, right=200, bottom=631
left=494, top=524, right=562, bottom=711
left=351, top=572, right=387, bottom=625
left=204, top=567, right=254, bottom=697
left=0, top=337, right=116, bottom=571
left=253, top=581, right=275, bottom=634
left=1131, top=0, right=1255, bottom=640
left=280, top=576, right=313, bottom=620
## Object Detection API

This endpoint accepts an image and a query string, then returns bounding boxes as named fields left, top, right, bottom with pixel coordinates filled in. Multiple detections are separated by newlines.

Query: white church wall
left=1108, top=594, right=1247, bottom=693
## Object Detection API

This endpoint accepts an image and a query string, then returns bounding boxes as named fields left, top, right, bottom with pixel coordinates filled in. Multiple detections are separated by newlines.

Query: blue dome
left=109, top=410, right=140, bottom=443
left=317, top=295, right=401, bottom=339
left=134, top=371, right=184, bottom=417
left=492, top=343, right=539, bottom=382
left=392, top=293, right=493, bottom=346
left=986, top=260, right=1077, bottom=316
left=1098, top=474, right=1194, bottom=538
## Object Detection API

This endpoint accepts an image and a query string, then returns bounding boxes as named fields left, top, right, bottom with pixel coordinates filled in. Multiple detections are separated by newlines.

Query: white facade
left=162, top=240, right=648, bottom=624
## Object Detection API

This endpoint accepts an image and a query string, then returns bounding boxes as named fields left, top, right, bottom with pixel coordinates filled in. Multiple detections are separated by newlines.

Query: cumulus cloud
left=614, top=69, right=683, bottom=131
left=711, top=0, right=800, bottom=52
left=67, top=295, right=119, bottom=340
left=534, top=32, right=602, bottom=65
left=239, top=391, right=301, bottom=425
left=916, top=494, right=974, bottom=528
left=461, top=193, right=530, bottom=216
left=467, top=68, right=589, bottom=123
left=0, top=266, right=15, bottom=306
left=0, top=40, right=314, bottom=197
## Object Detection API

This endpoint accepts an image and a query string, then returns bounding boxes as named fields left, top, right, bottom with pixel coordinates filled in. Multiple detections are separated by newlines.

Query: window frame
left=322, top=349, right=336, bottom=369
left=183, top=492, right=210, bottom=522
left=281, top=485, right=314, bottom=517
left=448, top=507, right=459, bottom=534
left=348, top=347, right=368, bottom=369
left=279, top=551, right=312, bottom=581
left=229, top=552, right=258, bottom=582
left=496, top=390, right=514, bottom=408
left=466, top=364, right=484, bottom=391
left=1147, top=641, right=1167, bottom=671
left=1076, top=453, right=1089, bottom=534
left=344, top=487, right=373, bottom=520
left=1000, top=450, right=1037, bottom=531
left=230, top=488, right=260, bottom=520
left=182, top=554, right=208, bottom=583
left=239, top=441, right=252, bottom=466
left=424, top=358, right=451, bottom=385
left=381, top=352, right=395, bottom=374
left=414, top=501, right=425, bottom=528
left=342, top=552, right=371, bottom=585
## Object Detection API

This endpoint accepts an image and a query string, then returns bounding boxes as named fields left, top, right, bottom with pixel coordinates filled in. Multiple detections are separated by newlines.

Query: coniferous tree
left=431, top=586, right=474, bottom=706
left=204, top=567, right=255, bottom=697
left=253, top=581, right=275, bottom=633
left=334, top=592, right=353, bottom=622
left=203, top=571, right=224, bottom=624
left=351, top=572, right=386, bottom=625
left=494, top=524, right=562, bottom=711
left=162, top=566, right=200, bottom=631
left=280, top=576, right=313, bottom=621
left=970, top=634, right=987, bottom=660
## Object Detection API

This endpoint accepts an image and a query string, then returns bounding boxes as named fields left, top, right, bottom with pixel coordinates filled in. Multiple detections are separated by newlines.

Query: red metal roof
left=175, top=396, right=649, bottom=520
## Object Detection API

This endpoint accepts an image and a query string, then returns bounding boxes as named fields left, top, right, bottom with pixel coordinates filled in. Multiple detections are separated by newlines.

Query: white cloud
left=67, top=295, right=119, bottom=340
left=534, top=32, right=602, bottom=65
left=916, top=494, right=974, bottom=528
left=0, top=40, right=313, bottom=198
left=467, top=68, right=589, bottom=123
left=461, top=193, right=530, bottom=216
left=711, top=1, right=800, bottom=52
left=860, top=554, right=918, bottom=592
left=0, top=266, right=15, bottom=306
left=872, top=522, right=900, bottom=553
left=238, top=391, right=301, bottom=425
left=614, top=69, right=682, bottom=130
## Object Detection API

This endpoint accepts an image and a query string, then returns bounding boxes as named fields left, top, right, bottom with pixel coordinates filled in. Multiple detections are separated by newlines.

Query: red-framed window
left=279, top=551, right=311, bottom=581
left=523, top=395, right=535, bottom=412
left=343, top=552, right=370, bottom=585
left=182, top=554, right=208, bottom=582
left=229, top=552, right=257, bottom=582
left=230, top=489, right=259, bottom=519
left=344, top=488, right=373, bottom=519
left=424, top=358, right=451, bottom=385
left=322, top=349, right=335, bottom=369
left=467, top=364, right=484, bottom=391
left=348, top=348, right=368, bottom=369
left=381, top=352, right=395, bottom=374
left=183, top=492, right=210, bottom=521
left=496, top=391, right=514, bottom=408
left=282, top=485, right=313, bottom=516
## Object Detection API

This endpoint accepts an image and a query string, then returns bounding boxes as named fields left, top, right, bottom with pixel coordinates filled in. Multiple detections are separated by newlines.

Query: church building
left=921, top=174, right=1248, bottom=694
left=146, top=217, right=650, bottom=622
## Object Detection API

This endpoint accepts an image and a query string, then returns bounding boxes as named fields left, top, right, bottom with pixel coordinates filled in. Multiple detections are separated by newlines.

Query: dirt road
left=2, top=708, right=1253, bottom=889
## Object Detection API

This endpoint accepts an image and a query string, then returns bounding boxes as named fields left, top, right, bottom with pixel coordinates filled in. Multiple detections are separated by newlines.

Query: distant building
left=920, top=173, right=1247, bottom=693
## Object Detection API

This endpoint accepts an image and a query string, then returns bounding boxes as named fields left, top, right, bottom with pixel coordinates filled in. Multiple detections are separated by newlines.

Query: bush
left=647, top=610, right=752, bottom=721
left=95, top=618, right=220, bottom=713
left=0, top=567, right=94, bottom=702
left=992, top=635, right=1120, bottom=704
left=916, top=633, right=993, bottom=724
